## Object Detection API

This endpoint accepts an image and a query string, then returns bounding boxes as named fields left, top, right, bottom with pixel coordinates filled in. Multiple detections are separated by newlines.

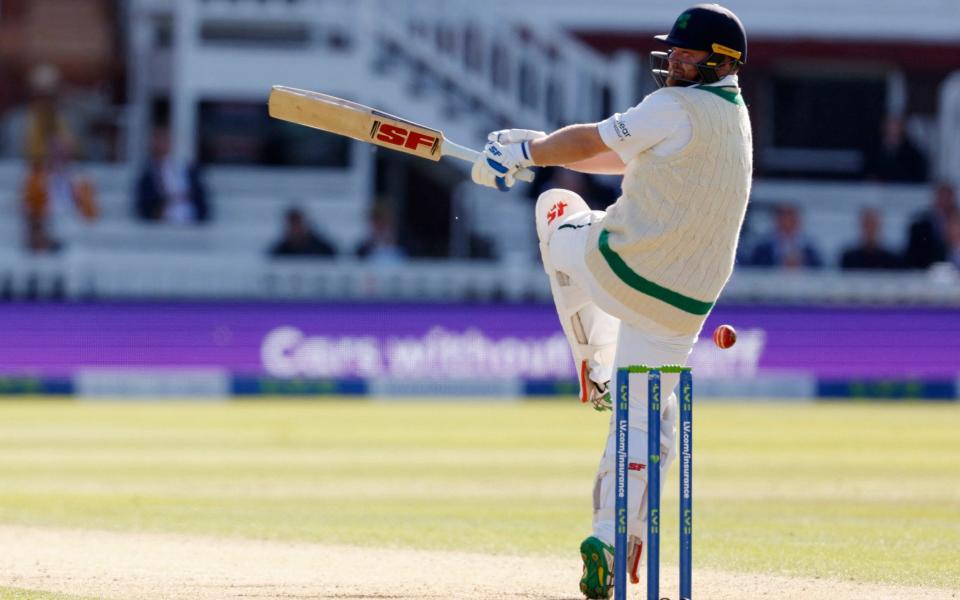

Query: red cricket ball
left=713, top=324, right=737, bottom=349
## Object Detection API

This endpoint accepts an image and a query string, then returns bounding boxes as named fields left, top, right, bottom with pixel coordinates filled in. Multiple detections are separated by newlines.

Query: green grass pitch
left=0, top=399, right=957, bottom=590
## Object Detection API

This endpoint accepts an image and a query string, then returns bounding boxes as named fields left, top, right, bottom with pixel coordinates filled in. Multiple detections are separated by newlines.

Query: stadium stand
left=0, top=0, right=958, bottom=305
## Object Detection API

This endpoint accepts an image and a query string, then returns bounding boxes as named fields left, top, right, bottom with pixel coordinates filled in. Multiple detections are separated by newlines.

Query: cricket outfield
left=0, top=399, right=957, bottom=599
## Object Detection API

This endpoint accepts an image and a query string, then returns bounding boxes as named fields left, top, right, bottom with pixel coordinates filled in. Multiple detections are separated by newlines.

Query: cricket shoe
left=578, top=360, right=612, bottom=412
left=579, top=536, right=615, bottom=599
left=587, top=378, right=612, bottom=412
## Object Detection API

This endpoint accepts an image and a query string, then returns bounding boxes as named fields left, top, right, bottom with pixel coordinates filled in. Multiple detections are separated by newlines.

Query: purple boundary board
left=0, top=302, right=956, bottom=379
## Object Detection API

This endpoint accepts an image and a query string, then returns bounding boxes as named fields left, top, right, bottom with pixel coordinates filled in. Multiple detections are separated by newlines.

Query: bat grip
left=443, top=142, right=536, bottom=183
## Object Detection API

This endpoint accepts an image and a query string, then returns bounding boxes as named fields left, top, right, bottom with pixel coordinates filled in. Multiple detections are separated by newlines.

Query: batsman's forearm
left=564, top=150, right=627, bottom=175
left=528, top=124, right=608, bottom=166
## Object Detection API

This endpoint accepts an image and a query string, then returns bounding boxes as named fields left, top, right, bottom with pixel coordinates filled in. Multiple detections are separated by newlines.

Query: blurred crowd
left=269, top=202, right=408, bottom=264
left=9, top=63, right=212, bottom=253
left=737, top=183, right=958, bottom=271
left=7, top=63, right=958, bottom=273
left=4, top=59, right=416, bottom=264
left=6, top=59, right=957, bottom=274
left=17, top=64, right=99, bottom=254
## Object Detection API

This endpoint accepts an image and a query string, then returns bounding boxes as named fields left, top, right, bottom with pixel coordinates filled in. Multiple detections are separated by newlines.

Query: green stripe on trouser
left=597, top=230, right=714, bottom=315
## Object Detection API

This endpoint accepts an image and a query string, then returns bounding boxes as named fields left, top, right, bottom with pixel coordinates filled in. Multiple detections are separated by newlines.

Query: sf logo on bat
left=371, top=121, right=441, bottom=155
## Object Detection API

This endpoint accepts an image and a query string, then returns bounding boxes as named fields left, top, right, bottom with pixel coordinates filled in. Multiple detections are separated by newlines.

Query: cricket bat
left=268, top=86, right=534, bottom=182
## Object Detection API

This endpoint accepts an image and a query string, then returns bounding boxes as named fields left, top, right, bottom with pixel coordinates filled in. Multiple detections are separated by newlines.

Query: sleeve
left=597, top=91, right=689, bottom=163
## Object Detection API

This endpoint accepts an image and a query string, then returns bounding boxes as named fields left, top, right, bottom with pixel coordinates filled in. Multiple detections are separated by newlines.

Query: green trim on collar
left=598, top=230, right=715, bottom=315
left=693, top=85, right=744, bottom=106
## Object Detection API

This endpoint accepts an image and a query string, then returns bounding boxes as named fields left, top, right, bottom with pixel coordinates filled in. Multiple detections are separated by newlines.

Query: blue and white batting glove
left=471, top=140, right=534, bottom=192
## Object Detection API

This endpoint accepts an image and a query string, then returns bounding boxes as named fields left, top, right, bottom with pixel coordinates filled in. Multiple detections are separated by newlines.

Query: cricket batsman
left=471, top=4, right=752, bottom=598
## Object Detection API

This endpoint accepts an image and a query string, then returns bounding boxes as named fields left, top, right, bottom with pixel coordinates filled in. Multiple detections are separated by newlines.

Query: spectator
left=904, top=182, right=957, bottom=269
left=948, top=214, right=960, bottom=271
left=24, top=64, right=77, bottom=162
left=840, top=207, right=902, bottom=270
left=736, top=203, right=760, bottom=266
left=355, top=203, right=407, bottom=264
left=21, top=63, right=99, bottom=223
left=749, top=204, right=823, bottom=269
left=269, top=208, right=337, bottom=257
left=465, top=232, right=496, bottom=260
left=863, top=115, right=928, bottom=183
left=24, top=218, right=62, bottom=254
left=135, top=125, right=209, bottom=224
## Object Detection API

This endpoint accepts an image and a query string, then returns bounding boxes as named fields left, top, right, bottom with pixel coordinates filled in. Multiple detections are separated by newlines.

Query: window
left=764, top=71, right=886, bottom=177
left=197, top=101, right=350, bottom=167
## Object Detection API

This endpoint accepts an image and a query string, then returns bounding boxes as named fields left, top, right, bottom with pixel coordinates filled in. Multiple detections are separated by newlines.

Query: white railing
left=2, top=248, right=960, bottom=305
left=128, top=0, right=632, bottom=164
left=183, top=0, right=631, bottom=130
left=374, top=0, right=631, bottom=133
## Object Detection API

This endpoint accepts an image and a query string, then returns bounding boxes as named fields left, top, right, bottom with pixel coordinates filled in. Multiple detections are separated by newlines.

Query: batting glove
left=472, top=140, right=534, bottom=192
left=472, top=129, right=544, bottom=191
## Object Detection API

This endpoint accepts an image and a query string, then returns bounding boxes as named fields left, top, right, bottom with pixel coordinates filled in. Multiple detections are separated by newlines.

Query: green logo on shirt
left=676, top=13, right=691, bottom=29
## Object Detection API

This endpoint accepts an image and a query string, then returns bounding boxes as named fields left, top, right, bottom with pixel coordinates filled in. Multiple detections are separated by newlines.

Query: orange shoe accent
left=629, top=541, right=642, bottom=584
left=579, top=360, right=589, bottom=403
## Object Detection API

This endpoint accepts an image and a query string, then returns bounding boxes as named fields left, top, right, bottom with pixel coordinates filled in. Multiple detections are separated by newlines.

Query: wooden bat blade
left=268, top=86, right=535, bottom=183
left=268, top=86, right=444, bottom=161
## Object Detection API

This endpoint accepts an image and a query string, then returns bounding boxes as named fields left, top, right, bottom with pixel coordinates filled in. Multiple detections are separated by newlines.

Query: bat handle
left=443, top=142, right=536, bottom=183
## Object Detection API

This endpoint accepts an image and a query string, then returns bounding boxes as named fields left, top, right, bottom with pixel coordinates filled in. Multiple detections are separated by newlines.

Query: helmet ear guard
left=695, top=52, right=741, bottom=85
left=698, top=41, right=743, bottom=83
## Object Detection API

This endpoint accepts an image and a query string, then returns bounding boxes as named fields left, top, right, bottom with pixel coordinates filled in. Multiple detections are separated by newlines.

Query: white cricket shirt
left=598, top=75, right=740, bottom=161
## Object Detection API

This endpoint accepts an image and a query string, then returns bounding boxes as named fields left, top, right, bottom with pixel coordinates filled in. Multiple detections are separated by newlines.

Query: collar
left=692, top=74, right=744, bottom=105
left=702, top=74, right=739, bottom=88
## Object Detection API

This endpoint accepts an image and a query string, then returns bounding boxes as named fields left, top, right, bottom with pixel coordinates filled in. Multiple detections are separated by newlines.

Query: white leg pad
left=535, top=188, right=591, bottom=246
left=535, top=189, right=618, bottom=400
left=591, top=389, right=679, bottom=545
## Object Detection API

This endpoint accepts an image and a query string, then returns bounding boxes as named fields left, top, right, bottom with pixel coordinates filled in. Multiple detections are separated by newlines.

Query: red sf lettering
left=546, top=201, right=568, bottom=225
left=404, top=131, right=436, bottom=150
left=376, top=124, right=437, bottom=152
left=376, top=123, right=406, bottom=146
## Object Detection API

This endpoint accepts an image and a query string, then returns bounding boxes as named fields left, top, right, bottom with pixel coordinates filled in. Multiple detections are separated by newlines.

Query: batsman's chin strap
left=695, top=58, right=722, bottom=84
